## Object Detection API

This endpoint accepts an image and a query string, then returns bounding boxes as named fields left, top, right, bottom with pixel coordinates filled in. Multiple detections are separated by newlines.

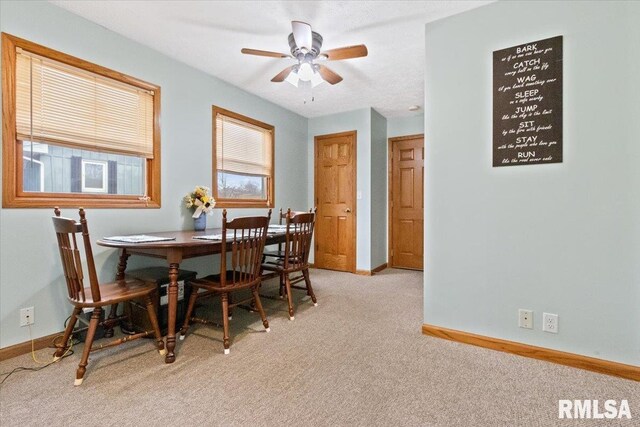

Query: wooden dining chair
left=263, top=207, right=315, bottom=299
left=180, top=209, right=271, bottom=354
left=52, top=208, right=165, bottom=386
left=262, top=209, right=317, bottom=320
left=263, top=207, right=313, bottom=260
left=260, top=207, right=288, bottom=264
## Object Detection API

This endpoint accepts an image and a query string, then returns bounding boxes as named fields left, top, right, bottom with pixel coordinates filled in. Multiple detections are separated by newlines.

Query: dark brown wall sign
left=493, top=36, right=563, bottom=167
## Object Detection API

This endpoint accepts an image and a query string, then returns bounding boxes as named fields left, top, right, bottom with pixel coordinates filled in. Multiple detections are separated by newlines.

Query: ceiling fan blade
left=321, top=45, right=368, bottom=61
left=292, top=21, right=313, bottom=51
left=241, top=48, right=290, bottom=58
left=317, top=65, right=343, bottom=85
left=271, top=66, right=295, bottom=82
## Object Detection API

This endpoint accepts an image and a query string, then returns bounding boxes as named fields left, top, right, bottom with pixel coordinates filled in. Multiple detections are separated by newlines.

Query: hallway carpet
left=0, top=268, right=637, bottom=426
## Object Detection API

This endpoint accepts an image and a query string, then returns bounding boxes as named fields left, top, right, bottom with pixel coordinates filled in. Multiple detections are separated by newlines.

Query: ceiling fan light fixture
left=285, top=70, right=300, bottom=87
left=298, top=62, right=315, bottom=81
left=310, top=71, right=324, bottom=88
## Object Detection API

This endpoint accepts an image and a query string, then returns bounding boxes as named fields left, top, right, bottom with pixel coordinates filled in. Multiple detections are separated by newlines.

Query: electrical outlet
left=20, top=306, right=34, bottom=327
left=543, top=312, right=558, bottom=333
left=518, top=309, right=533, bottom=329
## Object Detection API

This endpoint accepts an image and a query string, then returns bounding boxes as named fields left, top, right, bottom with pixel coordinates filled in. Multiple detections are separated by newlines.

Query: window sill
left=214, top=199, right=274, bottom=209
left=2, top=194, right=160, bottom=209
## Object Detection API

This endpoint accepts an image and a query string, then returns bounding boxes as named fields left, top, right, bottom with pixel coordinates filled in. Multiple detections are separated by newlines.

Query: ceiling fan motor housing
left=288, top=32, right=323, bottom=58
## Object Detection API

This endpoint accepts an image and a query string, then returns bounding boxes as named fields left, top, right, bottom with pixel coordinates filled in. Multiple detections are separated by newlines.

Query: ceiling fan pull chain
left=303, top=84, right=315, bottom=104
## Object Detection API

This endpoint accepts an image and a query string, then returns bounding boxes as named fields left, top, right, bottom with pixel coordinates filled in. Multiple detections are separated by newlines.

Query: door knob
left=345, top=208, right=352, bottom=213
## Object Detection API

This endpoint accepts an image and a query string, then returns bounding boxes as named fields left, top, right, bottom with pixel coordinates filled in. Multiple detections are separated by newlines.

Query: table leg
left=115, top=250, right=136, bottom=335
left=165, top=262, right=179, bottom=363
left=116, top=249, right=130, bottom=280
left=106, top=250, right=130, bottom=337
left=103, top=304, right=119, bottom=338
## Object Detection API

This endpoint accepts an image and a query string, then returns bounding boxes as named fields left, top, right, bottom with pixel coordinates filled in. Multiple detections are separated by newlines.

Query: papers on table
left=103, top=235, right=175, bottom=243
left=267, top=225, right=287, bottom=234
left=268, top=224, right=287, bottom=230
left=192, top=233, right=236, bottom=241
left=193, top=228, right=284, bottom=240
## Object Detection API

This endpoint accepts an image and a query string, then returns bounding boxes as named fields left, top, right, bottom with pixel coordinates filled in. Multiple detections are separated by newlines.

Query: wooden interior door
left=314, top=131, right=356, bottom=272
left=389, top=135, right=424, bottom=270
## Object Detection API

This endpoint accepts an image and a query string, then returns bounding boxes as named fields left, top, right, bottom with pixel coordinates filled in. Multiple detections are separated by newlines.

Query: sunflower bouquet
left=184, top=185, right=215, bottom=218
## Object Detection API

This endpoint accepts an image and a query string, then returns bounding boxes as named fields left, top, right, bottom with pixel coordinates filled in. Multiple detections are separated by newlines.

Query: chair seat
left=264, top=250, right=306, bottom=264
left=261, top=261, right=284, bottom=271
left=72, top=278, right=157, bottom=308
left=188, top=271, right=259, bottom=292
left=263, top=250, right=286, bottom=258
left=262, top=259, right=307, bottom=274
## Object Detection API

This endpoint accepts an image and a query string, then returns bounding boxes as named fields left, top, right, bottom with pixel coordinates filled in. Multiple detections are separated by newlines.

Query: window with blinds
left=2, top=33, right=161, bottom=208
left=213, top=107, right=274, bottom=207
left=16, top=49, right=154, bottom=158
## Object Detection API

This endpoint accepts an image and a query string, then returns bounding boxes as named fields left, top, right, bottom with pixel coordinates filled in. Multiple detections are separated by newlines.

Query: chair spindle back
left=284, top=208, right=316, bottom=270
left=52, top=208, right=101, bottom=303
left=220, top=209, right=271, bottom=288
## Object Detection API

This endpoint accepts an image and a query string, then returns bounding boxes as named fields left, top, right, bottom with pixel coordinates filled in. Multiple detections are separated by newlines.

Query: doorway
left=389, top=134, right=424, bottom=270
left=314, top=131, right=357, bottom=273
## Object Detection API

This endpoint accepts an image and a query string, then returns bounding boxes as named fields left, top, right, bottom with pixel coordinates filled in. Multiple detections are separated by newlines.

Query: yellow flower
left=184, top=185, right=213, bottom=212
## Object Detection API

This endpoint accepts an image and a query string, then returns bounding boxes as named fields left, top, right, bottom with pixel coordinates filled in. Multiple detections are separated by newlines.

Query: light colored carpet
left=0, top=268, right=637, bottom=426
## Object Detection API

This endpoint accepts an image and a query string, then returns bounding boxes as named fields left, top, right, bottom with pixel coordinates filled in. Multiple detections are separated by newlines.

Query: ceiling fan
left=241, top=21, right=368, bottom=87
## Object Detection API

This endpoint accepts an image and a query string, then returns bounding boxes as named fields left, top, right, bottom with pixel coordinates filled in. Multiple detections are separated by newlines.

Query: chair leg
left=228, top=293, right=233, bottom=320
left=284, top=273, right=295, bottom=320
left=103, top=303, right=118, bottom=338
left=279, top=272, right=285, bottom=299
left=251, top=287, right=270, bottom=332
left=221, top=293, right=231, bottom=354
left=144, top=294, right=166, bottom=356
left=54, top=306, right=82, bottom=360
left=179, top=286, right=199, bottom=340
left=302, top=268, right=318, bottom=306
left=75, top=307, right=101, bottom=386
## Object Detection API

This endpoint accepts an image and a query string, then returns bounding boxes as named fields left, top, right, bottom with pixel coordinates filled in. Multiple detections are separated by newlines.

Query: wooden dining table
left=97, top=229, right=286, bottom=363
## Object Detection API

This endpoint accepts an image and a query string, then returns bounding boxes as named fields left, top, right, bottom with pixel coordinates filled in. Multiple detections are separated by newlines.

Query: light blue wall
left=424, top=0, right=640, bottom=365
left=307, top=109, right=371, bottom=270
left=370, top=109, right=388, bottom=268
left=0, top=1, right=308, bottom=348
left=387, top=114, right=424, bottom=139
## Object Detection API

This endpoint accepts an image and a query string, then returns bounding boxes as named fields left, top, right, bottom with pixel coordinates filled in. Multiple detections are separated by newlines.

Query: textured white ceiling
left=51, top=1, right=492, bottom=118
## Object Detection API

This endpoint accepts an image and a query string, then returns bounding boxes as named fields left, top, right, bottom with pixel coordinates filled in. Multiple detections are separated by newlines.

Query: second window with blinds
left=212, top=107, right=274, bottom=208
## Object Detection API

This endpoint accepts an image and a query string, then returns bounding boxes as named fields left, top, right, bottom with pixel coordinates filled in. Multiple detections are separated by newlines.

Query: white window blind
left=216, top=113, right=272, bottom=177
left=16, top=49, right=154, bottom=158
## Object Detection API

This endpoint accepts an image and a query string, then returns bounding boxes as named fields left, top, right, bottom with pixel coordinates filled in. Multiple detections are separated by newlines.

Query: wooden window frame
left=1, top=33, right=161, bottom=208
left=212, top=106, right=274, bottom=209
